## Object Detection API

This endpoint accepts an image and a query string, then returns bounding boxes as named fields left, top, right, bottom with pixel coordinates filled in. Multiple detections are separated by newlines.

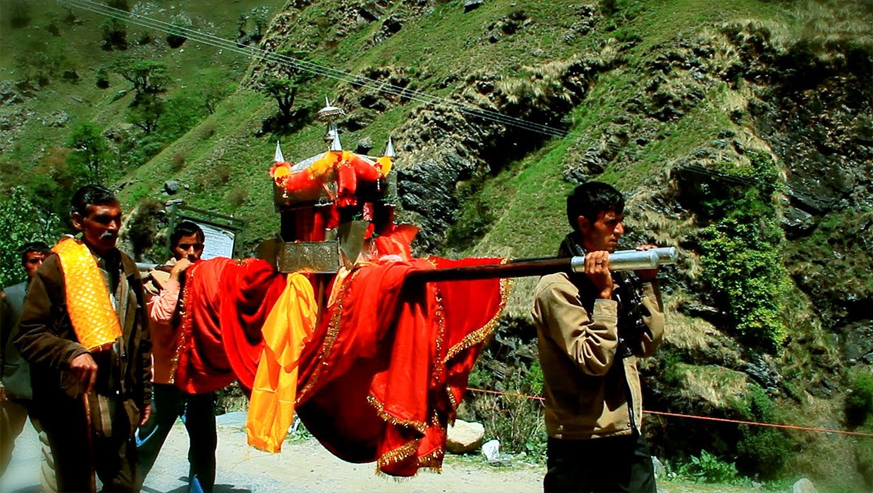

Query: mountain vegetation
left=2, top=0, right=872, bottom=489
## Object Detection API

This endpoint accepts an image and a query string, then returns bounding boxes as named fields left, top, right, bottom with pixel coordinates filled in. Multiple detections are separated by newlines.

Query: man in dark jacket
left=1, top=242, right=51, bottom=479
left=16, top=185, right=152, bottom=492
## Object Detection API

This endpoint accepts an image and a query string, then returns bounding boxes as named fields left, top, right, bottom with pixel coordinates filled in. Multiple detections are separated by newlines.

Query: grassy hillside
left=2, top=0, right=872, bottom=490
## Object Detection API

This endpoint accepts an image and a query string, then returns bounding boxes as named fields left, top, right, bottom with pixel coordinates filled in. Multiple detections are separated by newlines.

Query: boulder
left=164, top=180, right=180, bottom=195
left=464, top=0, right=484, bottom=13
left=793, top=478, right=817, bottom=493
left=446, top=419, right=485, bottom=454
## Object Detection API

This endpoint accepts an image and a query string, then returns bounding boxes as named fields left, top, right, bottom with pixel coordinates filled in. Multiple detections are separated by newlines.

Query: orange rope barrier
left=466, top=387, right=873, bottom=438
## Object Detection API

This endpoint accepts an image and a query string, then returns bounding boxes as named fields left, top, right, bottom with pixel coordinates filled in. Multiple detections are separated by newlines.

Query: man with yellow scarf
left=16, top=185, right=152, bottom=492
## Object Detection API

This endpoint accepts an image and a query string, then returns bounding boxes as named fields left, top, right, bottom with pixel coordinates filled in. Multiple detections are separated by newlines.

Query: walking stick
left=83, top=393, right=97, bottom=492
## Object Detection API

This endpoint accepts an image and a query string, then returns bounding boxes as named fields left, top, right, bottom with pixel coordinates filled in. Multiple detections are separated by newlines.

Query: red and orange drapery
left=179, top=255, right=508, bottom=476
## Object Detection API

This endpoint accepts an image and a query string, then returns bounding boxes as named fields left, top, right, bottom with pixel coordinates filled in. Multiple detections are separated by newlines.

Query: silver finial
left=384, top=137, right=395, bottom=157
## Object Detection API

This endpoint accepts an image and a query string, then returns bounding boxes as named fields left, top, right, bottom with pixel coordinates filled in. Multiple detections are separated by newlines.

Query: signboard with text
left=166, top=201, right=247, bottom=260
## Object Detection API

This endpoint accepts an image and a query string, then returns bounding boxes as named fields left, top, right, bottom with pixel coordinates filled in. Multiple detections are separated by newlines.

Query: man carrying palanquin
left=532, top=182, right=665, bottom=492
left=137, top=220, right=218, bottom=493
left=16, top=184, right=152, bottom=492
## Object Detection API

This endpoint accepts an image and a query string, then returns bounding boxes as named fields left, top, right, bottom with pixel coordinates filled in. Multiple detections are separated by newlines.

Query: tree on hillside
left=127, top=96, right=164, bottom=134
left=66, top=120, right=114, bottom=184
left=10, top=3, right=32, bottom=29
left=195, top=68, right=235, bottom=114
left=113, top=59, right=169, bottom=102
left=166, top=15, right=192, bottom=49
left=257, top=51, right=314, bottom=123
left=237, top=13, right=248, bottom=37
left=251, top=7, right=270, bottom=41
left=107, top=0, right=130, bottom=11
left=100, top=17, right=128, bottom=51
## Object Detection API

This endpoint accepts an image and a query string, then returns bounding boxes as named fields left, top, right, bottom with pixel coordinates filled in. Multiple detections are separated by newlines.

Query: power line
left=61, top=0, right=569, bottom=138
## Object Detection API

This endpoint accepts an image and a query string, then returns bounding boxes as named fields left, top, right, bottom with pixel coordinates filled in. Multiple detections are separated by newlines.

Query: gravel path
left=1, top=413, right=545, bottom=493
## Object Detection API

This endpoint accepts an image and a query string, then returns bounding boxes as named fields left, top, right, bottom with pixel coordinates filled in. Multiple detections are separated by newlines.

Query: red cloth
left=294, top=257, right=508, bottom=476
left=175, top=257, right=286, bottom=393
left=175, top=258, right=236, bottom=394
left=220, top=258, right=288, bottom=390
left=373, top=224, right=419, bottom=261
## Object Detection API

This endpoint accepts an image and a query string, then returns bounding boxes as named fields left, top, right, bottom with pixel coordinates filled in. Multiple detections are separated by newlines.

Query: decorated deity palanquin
left=171, top=100, right=509, bottom=477
left=264, top=99, right=409, bottom=274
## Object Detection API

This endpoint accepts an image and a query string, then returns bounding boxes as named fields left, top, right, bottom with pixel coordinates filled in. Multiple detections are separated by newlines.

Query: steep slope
left=2, top=0, right=872, bottom=488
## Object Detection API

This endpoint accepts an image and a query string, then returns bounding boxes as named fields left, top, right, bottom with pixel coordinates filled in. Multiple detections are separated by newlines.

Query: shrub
left=100, top=18, right=128, bottom=51
left=698, top=214, right=790, bottom=349
left=197, top=121, right=217, bottom=139
left=96, top=66, right=110, bottom=89
left=846, top=371, right=873, bottom=427
left=677, top=449, right=747, bottom=484
left=732, top=385, right=793, bottom=478
left=215, top=164, right=233, bottom=185
left=471, top=393, right=547, bottom=460
left=736, top=425, right=791, bottom=478
left=171, top=153, right=186, bottom=172
left=697, top=153, right=790, bottom=351
left=227, top=185, right=248, bottom=206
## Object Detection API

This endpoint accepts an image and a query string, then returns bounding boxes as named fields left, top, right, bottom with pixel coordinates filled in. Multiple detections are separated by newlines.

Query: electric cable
left=61, top=0, right=569, bottom=138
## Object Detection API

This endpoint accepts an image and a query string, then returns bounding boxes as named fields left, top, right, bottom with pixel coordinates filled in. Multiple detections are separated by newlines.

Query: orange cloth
left=51, top=237, right=122, bottom=350
left=246, top=273, right=317, bottom=453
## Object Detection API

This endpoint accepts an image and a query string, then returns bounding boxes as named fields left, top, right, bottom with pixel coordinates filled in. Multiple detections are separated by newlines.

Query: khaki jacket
left=531, top=272, right=664, bottom=440
left=15, top=251, right=152, bottom=415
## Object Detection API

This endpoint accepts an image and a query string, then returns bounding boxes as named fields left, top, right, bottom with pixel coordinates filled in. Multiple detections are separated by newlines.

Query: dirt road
left=1, top=412, right=544, bottom=493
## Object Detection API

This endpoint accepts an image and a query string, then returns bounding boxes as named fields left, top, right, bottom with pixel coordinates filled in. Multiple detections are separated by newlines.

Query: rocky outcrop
left=395, top=51, right=616, bottom=249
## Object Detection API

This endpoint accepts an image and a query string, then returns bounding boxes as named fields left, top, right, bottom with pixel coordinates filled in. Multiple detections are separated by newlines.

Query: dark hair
left=566, top=182, right=625, bottom=231
left=20, top=241, right=51, bottom=264
left=170, top=221, right=205, bottom=249
left=70, top=185, right=118, bottom=218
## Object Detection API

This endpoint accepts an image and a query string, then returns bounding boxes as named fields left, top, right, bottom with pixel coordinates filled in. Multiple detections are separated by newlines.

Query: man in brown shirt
left=16, top=185, right=152, bottom=492
left=532, top=182, right=664, bottom=492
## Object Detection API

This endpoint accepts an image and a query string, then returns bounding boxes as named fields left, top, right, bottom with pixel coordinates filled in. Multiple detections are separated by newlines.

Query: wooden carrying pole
left=406, top=247, right=678, bottom=284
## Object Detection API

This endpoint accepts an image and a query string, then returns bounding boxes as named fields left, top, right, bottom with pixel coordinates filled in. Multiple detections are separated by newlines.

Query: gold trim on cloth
left=366, top=395, right=428, bottom=435
left=170, top=264, right=197, bottom=384
left=52, top=237, right=122, bottom=351
left=375, top=439, right=420, bottom=471
left=442, top=267, right=512, bottom=364
left=295, top=268, right=361, bottom=405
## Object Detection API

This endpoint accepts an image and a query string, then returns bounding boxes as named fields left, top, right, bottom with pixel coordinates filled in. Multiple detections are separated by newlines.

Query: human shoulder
left=534, top=272, right=577, bottom=300
left=35, top=254, right=63, bottom=282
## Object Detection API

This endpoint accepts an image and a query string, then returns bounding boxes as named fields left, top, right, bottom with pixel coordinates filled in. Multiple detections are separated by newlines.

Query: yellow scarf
left=52, top=237, right=122, bottom=351
left=246, top=273, right=317, bottom=453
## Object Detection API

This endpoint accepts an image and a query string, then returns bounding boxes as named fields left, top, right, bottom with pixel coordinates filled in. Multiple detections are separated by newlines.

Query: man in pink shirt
left=136, top=221, right=217, bottom=493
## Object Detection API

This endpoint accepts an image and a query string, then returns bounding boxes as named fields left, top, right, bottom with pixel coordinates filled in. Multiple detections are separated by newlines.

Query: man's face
left=172, top=233, right=204, bottom=262
left=578, top=209, right=625, bottom=253
left=23, top=251, right=46, bottom=278
left=72, top=202, right=122, bottom=257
